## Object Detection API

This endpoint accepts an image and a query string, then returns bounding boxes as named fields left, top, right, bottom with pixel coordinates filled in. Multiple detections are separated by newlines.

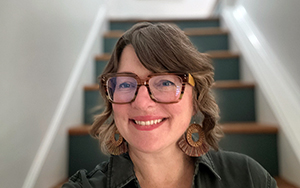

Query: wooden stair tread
left=206, top=50, right=239, bottom=59
left=213, top=80, right=255, bottom=89
left=184, top=27, right=228, bottom=36
left=221, top=122, right=278, bottom=134
left=104, top=28, right=228, bottom=38
left=109, top=17, right=219, bottom=23
left=69, top=123, right=277, bottom=136
left=69, top=125, right=91, bottom=135
left=95, top=50, right=238, bottom=61
left=104, top=30, right=124, bottom=38
left=84, top=81, right=255, bottom=91
left=275, top=177, right=299, bottom=188
left=95, top=53, right=111, bottom=61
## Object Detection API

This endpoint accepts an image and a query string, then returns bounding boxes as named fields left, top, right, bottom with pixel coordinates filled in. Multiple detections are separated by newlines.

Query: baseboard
left=222, top=5, right=300, bottom=164
left=22, top=6, right=108, bottom=188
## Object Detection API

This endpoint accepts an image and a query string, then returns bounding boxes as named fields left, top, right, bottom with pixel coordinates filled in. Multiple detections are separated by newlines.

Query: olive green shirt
left=62, top=150, right=277, bottom=188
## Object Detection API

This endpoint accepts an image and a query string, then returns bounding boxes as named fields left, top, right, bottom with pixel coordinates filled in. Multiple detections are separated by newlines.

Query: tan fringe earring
left=178, top=123, right=209, bottom=157
left=106, top=128, right=128, bottom=155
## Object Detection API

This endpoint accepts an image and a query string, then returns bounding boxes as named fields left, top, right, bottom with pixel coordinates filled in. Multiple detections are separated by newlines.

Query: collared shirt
left=62, top=150, right=277, bottom=188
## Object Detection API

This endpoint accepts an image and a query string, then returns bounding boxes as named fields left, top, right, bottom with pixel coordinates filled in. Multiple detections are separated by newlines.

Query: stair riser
left=110, top=20, right=220, bottom=31
left=68, top=133, right=278, bottom=177
left=84, top=91, right=104, bottom=125
left=213, top=57, right=240, bottom=81
left=68, top=135, right=109, bottom=176
left=84, top=87, right=255, bottom=124
left=213, top=88, right=256, bottom=123
left=95, top=57, right=239, bottom=82
left=104, top=34, right=228, bottom=53
left=219, top=133, right=278, bottom=176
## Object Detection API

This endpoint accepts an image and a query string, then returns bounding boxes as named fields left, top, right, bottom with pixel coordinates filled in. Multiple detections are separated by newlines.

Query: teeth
left=135, top=119, right=163, bottom=126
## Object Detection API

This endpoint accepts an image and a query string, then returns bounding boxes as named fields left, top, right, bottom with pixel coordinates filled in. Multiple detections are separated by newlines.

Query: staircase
left=64, top=18, right=298, bottom=188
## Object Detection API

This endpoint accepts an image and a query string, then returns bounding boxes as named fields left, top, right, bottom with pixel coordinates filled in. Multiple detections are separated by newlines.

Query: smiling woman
left=62, top=22, right=277, bottom=188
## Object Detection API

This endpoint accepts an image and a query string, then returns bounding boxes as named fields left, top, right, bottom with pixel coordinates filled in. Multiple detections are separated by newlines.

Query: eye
left=117, top=81, right=136, bottom=90
left=161, top=80, right=175, bottom=87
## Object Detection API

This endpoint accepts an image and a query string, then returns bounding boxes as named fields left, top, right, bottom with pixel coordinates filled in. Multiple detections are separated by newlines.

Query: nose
left=131, top=85, right=155, bottom=109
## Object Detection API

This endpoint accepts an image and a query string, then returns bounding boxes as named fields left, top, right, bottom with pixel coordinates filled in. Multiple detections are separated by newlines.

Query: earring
left=107, top=128, right=128, bottom=155
left=178, top=123, right=209, bottom=157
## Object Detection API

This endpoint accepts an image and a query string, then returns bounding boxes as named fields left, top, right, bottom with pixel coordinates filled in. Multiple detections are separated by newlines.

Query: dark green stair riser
left=213, top=88, right=256, bottom=123
left=213, top=57, right=240, bottom=81
left=104, top=34, right=228, bottom=53
left=85, top=87, right=255, bottom=124
left=68, top=135, right=109, bottom=176
left=219, top=133, right=278, bottom=176
left=95, top=59, right=108, bottom=83
left=68, top=133, right=278, bottom=177
left=110, top=20, right=220, bottom=31
left=84, top=90, right=104, bottom=125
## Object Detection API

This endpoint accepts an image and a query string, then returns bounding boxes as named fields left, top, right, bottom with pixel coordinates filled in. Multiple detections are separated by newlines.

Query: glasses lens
left=107, top=76, right=137, bottom=103
left=149, top=75, right=183, bottom=102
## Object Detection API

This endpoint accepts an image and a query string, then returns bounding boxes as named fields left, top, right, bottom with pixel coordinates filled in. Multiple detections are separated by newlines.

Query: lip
left=130, top=116, right=166, bottom=131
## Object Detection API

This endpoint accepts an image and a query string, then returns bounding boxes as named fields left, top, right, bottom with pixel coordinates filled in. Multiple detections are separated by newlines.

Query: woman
left=63, top=22, right=277, bottom=188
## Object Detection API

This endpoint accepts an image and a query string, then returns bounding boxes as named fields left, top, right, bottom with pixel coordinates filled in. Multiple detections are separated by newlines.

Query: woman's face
left=113, top=45, right=194, bottom=154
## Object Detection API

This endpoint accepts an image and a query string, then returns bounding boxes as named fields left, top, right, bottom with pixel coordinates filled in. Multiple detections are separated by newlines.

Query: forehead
left=118, top=45, right=152, bottom=78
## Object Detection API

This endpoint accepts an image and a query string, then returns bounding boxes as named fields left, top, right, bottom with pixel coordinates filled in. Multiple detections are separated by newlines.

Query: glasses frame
left=101, top=72, right=195, bottom=104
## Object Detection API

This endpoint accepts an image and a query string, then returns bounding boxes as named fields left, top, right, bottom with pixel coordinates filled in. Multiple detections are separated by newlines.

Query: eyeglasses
left=101, top=72, right=195, bottom=104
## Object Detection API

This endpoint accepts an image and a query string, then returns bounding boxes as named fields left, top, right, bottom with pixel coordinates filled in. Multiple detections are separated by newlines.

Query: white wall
left=221, top=0, right=300, bottom=186
left=0, top=0, right=107, bottom=187
left=107, top=0, right=217, bottom=19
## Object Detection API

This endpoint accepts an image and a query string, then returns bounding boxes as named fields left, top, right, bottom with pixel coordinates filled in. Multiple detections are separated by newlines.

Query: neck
left=129, top=145, right=195, bottom=188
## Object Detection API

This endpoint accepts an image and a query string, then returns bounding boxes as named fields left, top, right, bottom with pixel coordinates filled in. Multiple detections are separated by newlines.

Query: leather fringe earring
left=178, top=123, right=209, bottom=157
left=106, top=128, right=128, bottom=155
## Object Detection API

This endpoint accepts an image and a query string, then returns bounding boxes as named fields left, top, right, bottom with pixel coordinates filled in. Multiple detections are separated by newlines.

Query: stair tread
left=184, top=27, right=228, bottom=36
left=104, top=28, right=228, bottom=38
left=95, top=50, right=238, bottom=61
left=221, top=122, right=278, bottom=134
left=69, top=125, right=91, bottom=135
left=275, top=177, right=299, bottom=188
left=207, top=50, right=239, bottom=59
left=213, top=80, right=255, bottom=89
left=95, top=53, right=111, bottom=61
left=69, top=122, right=277, bottom=136
left=84, top=81, right=255, bottom=91
left=109, top=17, right=219, bottom=23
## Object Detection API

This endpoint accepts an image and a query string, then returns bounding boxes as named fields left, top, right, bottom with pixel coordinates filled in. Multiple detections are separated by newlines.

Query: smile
left=134, top=119, right=163, bottom=126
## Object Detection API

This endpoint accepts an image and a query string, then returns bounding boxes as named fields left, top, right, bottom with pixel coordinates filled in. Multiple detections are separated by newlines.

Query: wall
left=221, top=0, right=300, bottom=186
left=0, top=0, right=107, bottom=187
left=107, top=0, right=217, bottom=19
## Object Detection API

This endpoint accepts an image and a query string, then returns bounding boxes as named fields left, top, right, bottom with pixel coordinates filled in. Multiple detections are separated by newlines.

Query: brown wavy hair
left=90, top=22, right=223, bottom=154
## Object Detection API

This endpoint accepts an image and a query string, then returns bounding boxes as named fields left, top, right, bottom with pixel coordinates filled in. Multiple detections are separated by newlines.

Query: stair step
left=213, top=81, right=255, bottom=123
left=207, top=50, right=239, bottom=59
left=83, top=81, right=255, bottom=124
left=68, top=123, right=278, bottom=176
left=95, top=50, right=240, bottom=81
left=219, top=123, right=278, bottom=176
left=69, top=123, right=277, bottom=136
left=84, top=81, right=254, bottom=91
left=109, top=17, right=220, bottom=31
left=184, top=27, right=228, bottom=36
left=103, top=27, right=228, bottom=53
left=207, top=51, right=240, bottom=81
left=275, top=177, right=299, bottom=188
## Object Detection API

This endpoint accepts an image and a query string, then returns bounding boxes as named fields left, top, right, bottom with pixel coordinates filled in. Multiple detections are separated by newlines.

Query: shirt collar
left=195, top=151, right=222, bottom=180
left=108, top=151, right=221, bottom=188
left=108, top=153, right=137, bottom=188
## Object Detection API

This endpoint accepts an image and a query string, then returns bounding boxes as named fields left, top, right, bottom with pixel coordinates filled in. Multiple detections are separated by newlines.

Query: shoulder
left=62, top=161, right=109, bottom=188
left=203, top=150, right=277, bottom=187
